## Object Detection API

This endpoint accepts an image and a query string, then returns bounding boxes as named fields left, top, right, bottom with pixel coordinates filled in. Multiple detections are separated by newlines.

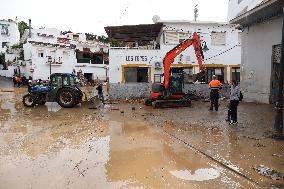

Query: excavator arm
left=163, top=32, right=206, bottom=90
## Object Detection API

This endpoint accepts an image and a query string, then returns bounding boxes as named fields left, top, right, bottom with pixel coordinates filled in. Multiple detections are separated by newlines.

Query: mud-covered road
left=0, top=77, right=283, bottom=189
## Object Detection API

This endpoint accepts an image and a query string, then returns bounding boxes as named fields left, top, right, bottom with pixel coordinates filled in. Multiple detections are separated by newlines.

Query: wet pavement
left=0, top=77, right=283, bottom=189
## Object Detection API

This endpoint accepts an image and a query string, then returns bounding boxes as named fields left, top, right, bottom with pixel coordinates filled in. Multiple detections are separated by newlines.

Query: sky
left=1, top=0, right=229, bottom=35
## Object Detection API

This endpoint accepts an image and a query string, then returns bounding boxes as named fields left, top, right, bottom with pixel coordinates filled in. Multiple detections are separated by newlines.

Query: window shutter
left=179, top=33, right=191, bottom=43
left=164, top=32, right=179, bottom=44
left=211, top=32, right=226, bottom=46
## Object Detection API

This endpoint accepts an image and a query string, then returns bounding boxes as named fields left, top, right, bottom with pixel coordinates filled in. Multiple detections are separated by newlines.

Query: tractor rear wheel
left=57, top=88, right=76, bottom=108
left=23, top=94, right=36, bottom=107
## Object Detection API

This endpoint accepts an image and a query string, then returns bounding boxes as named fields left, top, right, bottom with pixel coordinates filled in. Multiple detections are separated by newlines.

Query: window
left=179, top=32, right=191, bottom=43
left=164, top=32, right=179, bottom=44
left=164, top=32, right=192, bottom=44
left=73, top=34, right=79, bottom=41
left=1, top=25, right=9, bottom=35
left=2, top=42, right=8, bottom=48
left=38, top=50, right=44, bottom=58
left=124, top=67, right=148, bottom=83
left=104, top=60, right=109, bottom=65
left=232, top=67, right=240, bottom=82
left=211, top=32, right=226, bottom=46
left=91, top=54, right=103, bottom=64
left=202, top=67, right=225, bottom=83
left=76, top=50, right=90, bottom=63
left=185, top=56, right=191, bottom=63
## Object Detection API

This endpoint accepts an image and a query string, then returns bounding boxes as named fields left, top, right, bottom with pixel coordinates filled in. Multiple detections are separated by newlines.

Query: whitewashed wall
left=23, top=43, right=107, bottom=80
left=0, top=20, right=20, bottom=53
left=109, top=22, right=241, bottom=84
left=159, top=22, right=241, bottom=66
left=240, top=17, right=282, bottom=103
left=109, top=49, right=161, bottom=83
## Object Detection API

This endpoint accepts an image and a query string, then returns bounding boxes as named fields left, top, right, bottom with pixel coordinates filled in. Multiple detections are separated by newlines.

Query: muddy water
left=0, top=86, right=259, bottom=189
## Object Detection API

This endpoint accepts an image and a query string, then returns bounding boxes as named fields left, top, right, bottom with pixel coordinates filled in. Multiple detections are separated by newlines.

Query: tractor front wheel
left=23, top=94, right=36, bottom=107
left=57, top=88, right=76, bottom=108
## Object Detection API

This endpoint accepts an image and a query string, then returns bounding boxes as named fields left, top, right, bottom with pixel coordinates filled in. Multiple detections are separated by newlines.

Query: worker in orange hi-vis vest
left=208, top=75, right=222, bottom=111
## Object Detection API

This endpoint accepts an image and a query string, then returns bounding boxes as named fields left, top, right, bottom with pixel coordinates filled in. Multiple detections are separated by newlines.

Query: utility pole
left=194, top=5, right=198, bottom=21
left=273, top=7, right=284, bottom=138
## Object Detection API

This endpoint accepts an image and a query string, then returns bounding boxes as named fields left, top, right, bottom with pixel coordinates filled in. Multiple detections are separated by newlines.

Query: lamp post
left=47, top=56, right=52, bottom=79
left=273, top=7, right=284, bottom=138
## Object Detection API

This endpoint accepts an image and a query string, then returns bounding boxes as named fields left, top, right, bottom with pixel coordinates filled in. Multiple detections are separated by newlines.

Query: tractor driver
left=208, top=75, right=222, bottom=111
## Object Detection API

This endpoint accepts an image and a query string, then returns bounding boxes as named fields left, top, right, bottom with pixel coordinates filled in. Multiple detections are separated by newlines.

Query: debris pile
left=253, top=165, right=284, bottom=180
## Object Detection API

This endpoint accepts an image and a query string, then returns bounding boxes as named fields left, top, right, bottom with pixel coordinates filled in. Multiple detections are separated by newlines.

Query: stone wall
left=109, top=83, right=230, bottom=100
left=183, top=83, right=230, bottom=99
left=109, top=83, right=151, bottom=99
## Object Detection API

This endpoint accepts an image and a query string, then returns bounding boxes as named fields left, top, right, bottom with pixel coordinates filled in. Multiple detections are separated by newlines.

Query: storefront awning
left=104, top=23, right=163, bottom=42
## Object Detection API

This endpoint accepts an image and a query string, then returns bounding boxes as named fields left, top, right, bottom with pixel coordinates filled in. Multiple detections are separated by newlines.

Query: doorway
left=270, top=44, right=282, bottom=104
left=84, top=73, right=93, bottom=83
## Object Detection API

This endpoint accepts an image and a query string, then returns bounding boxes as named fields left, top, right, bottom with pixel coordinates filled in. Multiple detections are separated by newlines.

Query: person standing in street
left=226, top=80, right=240, bottom=124
left=96, top=83, right=104, bottom=104
left=208, top=75, right=222, bottom=111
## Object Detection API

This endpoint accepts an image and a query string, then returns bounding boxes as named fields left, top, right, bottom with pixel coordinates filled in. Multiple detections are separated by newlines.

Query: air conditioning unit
left=155, top=62, right=162, bottom=69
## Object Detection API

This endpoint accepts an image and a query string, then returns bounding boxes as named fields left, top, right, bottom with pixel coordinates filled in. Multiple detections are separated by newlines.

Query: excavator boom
left=164, top=32, right=205, bottom=89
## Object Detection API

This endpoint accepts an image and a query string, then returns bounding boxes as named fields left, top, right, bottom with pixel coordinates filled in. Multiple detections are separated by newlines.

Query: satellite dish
left=152, top=15, right=160, bottom=23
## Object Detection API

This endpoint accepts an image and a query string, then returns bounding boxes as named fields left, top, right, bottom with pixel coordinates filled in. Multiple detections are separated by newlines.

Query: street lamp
left=273, top=7, right=284, bottom=139
left=47, top=56, right=52, bottom=79
left=202, top=41, right=209, bottom=52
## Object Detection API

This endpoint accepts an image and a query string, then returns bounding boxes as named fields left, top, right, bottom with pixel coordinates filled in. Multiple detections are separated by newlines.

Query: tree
left=85, top=33, right=97, bottom=41
left=62, top=30, right=73, bottom=35
left=18, top=21, right=29, bottom=38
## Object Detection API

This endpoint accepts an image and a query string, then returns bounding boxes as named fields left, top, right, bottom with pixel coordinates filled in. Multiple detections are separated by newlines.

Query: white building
left=19, top=28, right=109, bottom=81
left=0, top=18, right=20, bottom=53
left=106, top=18, right=241, bottom=86
left=228, top=0, right=283, bottom=103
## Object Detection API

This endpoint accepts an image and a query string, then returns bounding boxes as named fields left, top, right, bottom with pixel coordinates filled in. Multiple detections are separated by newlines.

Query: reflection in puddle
left=170, top=168, right=220, bottom=181
left=46, top=102, right=62, bottom=112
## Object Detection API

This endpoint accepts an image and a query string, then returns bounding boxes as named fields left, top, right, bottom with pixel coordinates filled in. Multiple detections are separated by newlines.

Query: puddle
left=46, top=102, right=62, bottom=112
left=170, top=168, right=220, bottom=181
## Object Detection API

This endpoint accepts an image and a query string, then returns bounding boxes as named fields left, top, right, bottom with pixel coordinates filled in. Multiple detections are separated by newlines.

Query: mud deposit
left=0, top=78, right=283, bottom=189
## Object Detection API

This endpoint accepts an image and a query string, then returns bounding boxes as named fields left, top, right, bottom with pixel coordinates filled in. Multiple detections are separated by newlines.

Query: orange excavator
left=145, top=32, right=206, bottom=108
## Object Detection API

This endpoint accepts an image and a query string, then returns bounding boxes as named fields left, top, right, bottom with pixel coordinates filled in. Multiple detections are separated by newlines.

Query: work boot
left=229, top=120, right=238, bottom=125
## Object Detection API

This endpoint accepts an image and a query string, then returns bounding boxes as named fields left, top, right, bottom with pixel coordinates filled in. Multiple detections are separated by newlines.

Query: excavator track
left=152, top=99, right=191, bottom=108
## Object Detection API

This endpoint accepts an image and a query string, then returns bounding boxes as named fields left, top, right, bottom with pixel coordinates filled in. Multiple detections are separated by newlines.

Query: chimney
left=28, top=19, right=31, bottom=38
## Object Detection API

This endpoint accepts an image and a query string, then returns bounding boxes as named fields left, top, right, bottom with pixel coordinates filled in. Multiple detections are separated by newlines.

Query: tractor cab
left=50, top=73, right=76, bottom=88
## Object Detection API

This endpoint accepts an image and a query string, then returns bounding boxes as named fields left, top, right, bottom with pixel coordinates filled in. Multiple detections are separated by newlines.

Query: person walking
left=12, top=75, right=17, bottom=87
left=208, top=75, right=222, bottom=111
left=16, top=75, right=21, bottom=88
left=226, top=80, right=240, bottom=124
left=96, top=83, right=104, bottom=104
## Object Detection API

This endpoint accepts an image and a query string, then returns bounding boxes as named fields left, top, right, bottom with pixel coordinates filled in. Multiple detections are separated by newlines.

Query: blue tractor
left=23, top=73, right=83, bottom=108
